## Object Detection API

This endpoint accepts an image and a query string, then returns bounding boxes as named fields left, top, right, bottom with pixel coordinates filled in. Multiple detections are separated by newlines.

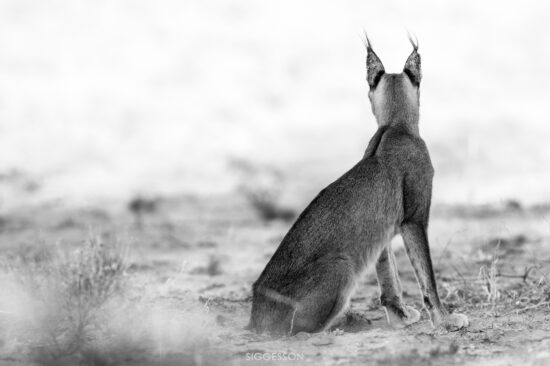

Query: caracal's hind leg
left=401, top=222, right=469, bottom=331
left=290, top=262, right=355, bottom=334
left=376, top=245, right=420, bottom=328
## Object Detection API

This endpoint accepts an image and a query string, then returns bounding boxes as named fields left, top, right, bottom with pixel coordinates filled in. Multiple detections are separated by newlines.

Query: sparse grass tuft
left=440, top=250, right=550, bottom=317
left=1, top=237, right=127, bottom=363
left=479, top=251, right=500, bottom=309
left=0, top=237, right=221, bottom=365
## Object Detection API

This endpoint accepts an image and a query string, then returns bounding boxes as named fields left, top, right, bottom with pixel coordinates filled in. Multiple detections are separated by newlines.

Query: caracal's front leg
left=401, top=222, right=468, bottom=331
left=376, top=245, right=420, bottom=328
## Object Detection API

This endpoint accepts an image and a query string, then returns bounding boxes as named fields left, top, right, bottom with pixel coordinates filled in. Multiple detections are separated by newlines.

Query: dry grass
left=0, top=237, right=127, bottom=363
left=0, top=237, right=220, bottom=366
left=440, top=251, right=550, bottom=317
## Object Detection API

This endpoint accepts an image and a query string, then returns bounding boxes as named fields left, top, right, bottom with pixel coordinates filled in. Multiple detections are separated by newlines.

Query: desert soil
left=0, top=195, right=549, bottom=366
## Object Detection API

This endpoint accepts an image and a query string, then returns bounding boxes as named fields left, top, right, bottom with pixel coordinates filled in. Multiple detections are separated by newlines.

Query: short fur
left=249, top=36, right=468, bottom=335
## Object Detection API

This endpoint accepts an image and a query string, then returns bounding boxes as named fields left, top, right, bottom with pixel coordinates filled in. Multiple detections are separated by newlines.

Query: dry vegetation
left=0, top=235, right=221, bottom=365
left=0, top=171, right=549, bottom=366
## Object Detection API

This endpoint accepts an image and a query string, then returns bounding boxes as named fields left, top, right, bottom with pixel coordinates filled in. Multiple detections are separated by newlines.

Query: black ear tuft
left=403, top=35, right=421, bottom=86
left=364, top=33, right=385, bottom=89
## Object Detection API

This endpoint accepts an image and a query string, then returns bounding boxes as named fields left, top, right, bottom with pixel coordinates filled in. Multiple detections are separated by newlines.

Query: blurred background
left=0, top=0, right=549, bottom=210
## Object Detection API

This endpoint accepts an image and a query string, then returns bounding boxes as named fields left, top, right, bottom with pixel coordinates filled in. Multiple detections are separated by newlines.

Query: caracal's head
left=365, top=35, right=422, bottom=129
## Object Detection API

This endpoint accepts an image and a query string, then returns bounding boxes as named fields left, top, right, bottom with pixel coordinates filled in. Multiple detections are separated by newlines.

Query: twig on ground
left=501, top=301, right=550, bottom=316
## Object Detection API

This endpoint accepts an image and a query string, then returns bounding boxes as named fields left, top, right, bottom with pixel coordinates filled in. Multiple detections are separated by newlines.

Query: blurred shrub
left=127, top=195, right=159, bottom=228
left=228, top=158, right=296, bottom=223
left=0, top=237, right=221, bottom=365
left=1, top=237, right=127, bottom=364
left=242, top=189, right=296, bottom=222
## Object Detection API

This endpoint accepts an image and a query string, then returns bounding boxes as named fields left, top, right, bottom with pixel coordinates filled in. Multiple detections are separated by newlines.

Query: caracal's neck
left=375, top=103, right=419, bottom=136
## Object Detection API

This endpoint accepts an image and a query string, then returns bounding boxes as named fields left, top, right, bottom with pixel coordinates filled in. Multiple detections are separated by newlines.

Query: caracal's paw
left=439, top=313, right=469, bottom=332
left=402, top=305, right=421, bottom=326
left=385, top=305, right=421, bottom=329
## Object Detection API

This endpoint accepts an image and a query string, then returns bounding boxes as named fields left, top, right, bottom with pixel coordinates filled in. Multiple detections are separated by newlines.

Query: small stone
left=294, top=332, right=311, bottom=341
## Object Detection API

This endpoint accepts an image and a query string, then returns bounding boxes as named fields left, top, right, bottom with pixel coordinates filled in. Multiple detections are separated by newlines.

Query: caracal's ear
left=403, top=34, right=421, bottom=86
left=363, top=32, right=385, bottom=89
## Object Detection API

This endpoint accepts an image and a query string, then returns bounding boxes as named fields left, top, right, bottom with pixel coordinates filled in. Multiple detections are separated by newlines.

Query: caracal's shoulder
left=378, top=128, right=428, bottom=155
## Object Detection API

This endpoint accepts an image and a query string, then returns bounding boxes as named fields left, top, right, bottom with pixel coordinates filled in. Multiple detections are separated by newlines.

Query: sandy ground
left=0, top=194, right=549, bottom=365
